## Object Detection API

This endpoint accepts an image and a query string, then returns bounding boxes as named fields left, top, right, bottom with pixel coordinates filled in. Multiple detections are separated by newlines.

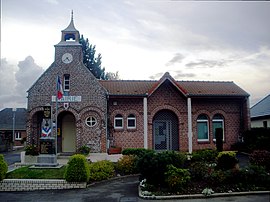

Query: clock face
left=62, top=53, right=73, bottom=64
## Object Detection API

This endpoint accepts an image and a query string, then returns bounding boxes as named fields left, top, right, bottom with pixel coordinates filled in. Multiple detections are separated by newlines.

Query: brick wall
left=0, top=179, right=86, bottom=192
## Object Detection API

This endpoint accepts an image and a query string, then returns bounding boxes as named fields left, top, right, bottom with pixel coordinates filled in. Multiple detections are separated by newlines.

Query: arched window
left=85, top=116, right=97, bottom=127
left=212, top=114, right=224, bottom=141
left=114, top=114, right=123, bottom=129
left=197, top=114, right=209, bottom=141
left=127, top=114, right=136, bottom=129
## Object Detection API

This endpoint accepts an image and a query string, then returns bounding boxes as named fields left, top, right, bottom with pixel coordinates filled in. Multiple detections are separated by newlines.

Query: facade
left=0, top=108, right=27, bottom=151
left=251, top=94, right=270, bottom=128
left=27, top=16, right=250, bottom=153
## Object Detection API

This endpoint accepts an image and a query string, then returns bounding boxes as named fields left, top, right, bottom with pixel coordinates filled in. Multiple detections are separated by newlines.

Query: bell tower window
left=64, top=74, right=70, bottom=91
left=64, top=33, right=76, bottom=42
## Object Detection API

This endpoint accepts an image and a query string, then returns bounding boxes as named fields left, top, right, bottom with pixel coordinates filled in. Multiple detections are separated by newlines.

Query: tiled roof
left=0, top=108, right=27, bottom=130
left=99, top=79, right=249, bottom=97
left=251, top=94, right=270, bottom=118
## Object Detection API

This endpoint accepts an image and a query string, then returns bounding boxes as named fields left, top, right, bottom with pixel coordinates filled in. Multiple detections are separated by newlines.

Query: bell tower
left=54, top=11, right=82, bottom=65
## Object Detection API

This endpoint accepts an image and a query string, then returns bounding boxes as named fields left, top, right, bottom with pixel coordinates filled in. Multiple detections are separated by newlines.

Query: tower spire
left=71, top=10, right=73, bottom=21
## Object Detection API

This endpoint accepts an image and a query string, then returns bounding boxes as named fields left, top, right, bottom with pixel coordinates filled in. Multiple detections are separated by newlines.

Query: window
left=197, top=114, right=209, bottom=141
left=212, top=114, right=224, bottom=141
left=15, top=132, right=21, bottom=140
left=85, top=116, right=97, bottom=127
left=114, top=114, right=123, bottom=129
left=263, top=121, right=267, bottom=128
left=127, top=114, right=136, bottom=129
left=64, top=74, right=70, bottom=91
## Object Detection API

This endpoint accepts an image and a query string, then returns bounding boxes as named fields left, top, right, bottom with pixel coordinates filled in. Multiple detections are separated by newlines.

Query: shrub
left=249, top=150, right=270, bottom=172
left=64, top=154, right=90, bottom=182
left=243, top=128, right=270, bottom=151
left=122, top=148, right=153, bottom=158
left=78, top=145, right=90, bottom=155
left=0, top=154, right=8, bottom=181
left=189, top=161, right=210, bottom=181
left=116, top=155, right=137, bottom=175
left=191, top=149, right=218, bottom=163
left=137, top=151, right=187, bottom=186
left=216, top=152, right=238, bottom=170
left=88, top=160, right=115, bottom=182
left=25, top=144, right=39, bottom=156
left=165, top=165, right=191, bottom=192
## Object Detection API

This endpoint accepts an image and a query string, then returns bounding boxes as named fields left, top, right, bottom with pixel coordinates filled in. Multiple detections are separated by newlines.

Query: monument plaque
left=40, top=138, right=55, bottom=154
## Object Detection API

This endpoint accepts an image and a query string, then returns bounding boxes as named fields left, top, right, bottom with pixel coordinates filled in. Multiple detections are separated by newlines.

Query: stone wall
left=0, top=179, right=86, bottom=191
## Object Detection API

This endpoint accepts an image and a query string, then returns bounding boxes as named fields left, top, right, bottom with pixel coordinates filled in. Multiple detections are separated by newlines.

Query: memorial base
left=34, top=154, right=59, bottom=167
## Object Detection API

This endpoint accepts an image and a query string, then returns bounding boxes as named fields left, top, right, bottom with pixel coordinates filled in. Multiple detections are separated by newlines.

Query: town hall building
left=27, top=15, right=250, bottom=154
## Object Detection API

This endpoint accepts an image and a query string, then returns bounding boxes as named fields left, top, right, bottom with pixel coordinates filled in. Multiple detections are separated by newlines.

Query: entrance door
left=62, top=114, right=76, bottom=152
left=154, top=120, right=172, bottom=151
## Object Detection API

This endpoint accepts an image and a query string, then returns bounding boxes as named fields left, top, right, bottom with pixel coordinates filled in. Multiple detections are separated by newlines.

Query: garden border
left=138, top=185, right=270, bottom=200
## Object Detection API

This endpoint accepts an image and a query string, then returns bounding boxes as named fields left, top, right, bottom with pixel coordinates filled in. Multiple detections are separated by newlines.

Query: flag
left=57, top=76, right=63, bottom=99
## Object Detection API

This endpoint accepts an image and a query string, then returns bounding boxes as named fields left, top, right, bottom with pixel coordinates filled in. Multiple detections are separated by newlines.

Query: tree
left=105, top=71, right=120, bottom=80
left=79, top=35, right=106, bottom=79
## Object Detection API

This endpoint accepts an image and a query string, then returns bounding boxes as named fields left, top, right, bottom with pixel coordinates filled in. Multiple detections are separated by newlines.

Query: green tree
left=80, top=35, right=106, bottom=79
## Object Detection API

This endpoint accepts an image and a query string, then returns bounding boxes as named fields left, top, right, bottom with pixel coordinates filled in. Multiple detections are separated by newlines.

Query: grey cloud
left=149, top=72, right=163, bottom=80
left=174, top=70, right=196, bottom=80
left=186, top=59, right=228, bottom=69
left=166, top=53, right=185, bottom=66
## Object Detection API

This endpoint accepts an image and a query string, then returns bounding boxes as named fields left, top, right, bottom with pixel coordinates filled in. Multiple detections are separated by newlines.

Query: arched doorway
left=59, top=112, right=76, bottom=153
left=153, top=109, right=179, bottom=151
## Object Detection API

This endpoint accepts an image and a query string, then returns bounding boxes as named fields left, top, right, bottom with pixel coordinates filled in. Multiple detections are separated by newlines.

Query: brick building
left=27, top=16, right=250, bottom=154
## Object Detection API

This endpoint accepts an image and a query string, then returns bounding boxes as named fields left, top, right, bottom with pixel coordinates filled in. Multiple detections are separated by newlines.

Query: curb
left=138, top=186, right=270, bottom=200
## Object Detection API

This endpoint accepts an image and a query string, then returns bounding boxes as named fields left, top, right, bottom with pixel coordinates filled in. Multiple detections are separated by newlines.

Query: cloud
left=185, top=59, right=229, bottom=69
left=174, top=71, right=196, bottom=80
left=166, top=53, right=185, bottom=66
left=149, top=72, right=164, bottom=80
left=0, top=56, right=43, bottom=109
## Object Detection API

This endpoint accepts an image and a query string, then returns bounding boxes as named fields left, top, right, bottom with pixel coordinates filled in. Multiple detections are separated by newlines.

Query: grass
left=6, top=166, right=66, bottom=179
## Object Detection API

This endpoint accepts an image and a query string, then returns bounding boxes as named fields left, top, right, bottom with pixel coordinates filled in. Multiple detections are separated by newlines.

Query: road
left=0, top=176, right=269, bottom=202
left=1, top=149, right=21, bottom=170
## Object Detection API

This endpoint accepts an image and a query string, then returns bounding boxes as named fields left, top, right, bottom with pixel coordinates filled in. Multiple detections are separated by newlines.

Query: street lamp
left=12, top=108, right=17, bottom=151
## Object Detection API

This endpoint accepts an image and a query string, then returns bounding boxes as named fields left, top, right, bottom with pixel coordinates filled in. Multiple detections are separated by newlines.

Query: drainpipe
left=143, top=94, right=148, bottom=149
left=105, top=93, right=109, bottom=151
left=187, top=97, right=193, bottom=154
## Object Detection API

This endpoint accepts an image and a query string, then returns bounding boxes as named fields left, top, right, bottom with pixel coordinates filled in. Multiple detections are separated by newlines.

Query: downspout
left=143, top=94, right=148, bottom=149
left=105, top=93, right=109, bottom=151
left=187, top=97, right=193, bottom=154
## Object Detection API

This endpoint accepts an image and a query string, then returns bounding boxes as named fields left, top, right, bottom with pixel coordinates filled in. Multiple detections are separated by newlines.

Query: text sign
left=52, top=96, right=81, bottom=102
left=40, top=139, right=55, bottom=154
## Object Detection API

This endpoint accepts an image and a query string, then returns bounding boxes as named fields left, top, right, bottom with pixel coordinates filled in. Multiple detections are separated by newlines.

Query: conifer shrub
left=191, top=149, right=218, bottom=163
left=122, top=148, right=153, bottom=158
left=0, top=154, right=8, bottom=181
left=116, top=155, right=137, bottom=175
left=64, top=154, right=90, bottom=182
left=88, top=160, right=115, bottom=182
left=216, top=152, right=238, bottom=171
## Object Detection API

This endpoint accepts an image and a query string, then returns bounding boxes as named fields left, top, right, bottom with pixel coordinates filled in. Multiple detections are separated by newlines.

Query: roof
left=251, top=94, right=270, bottom=118
left=99, top=73, right=249, bottom=98
left=0, top=108, right=27, bottom=130
left=62, top=11, right=79, bottom=33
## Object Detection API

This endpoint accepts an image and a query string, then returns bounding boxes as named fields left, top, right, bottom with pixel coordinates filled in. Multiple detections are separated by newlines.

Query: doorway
left=61, top=113, right=76, bottom=152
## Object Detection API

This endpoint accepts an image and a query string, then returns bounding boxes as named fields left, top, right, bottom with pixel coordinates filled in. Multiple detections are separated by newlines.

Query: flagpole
left=55, top=76, right=58, bottom=155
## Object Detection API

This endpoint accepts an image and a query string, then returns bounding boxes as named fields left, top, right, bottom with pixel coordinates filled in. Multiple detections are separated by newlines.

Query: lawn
left=6, top=166, right=66, bottom=179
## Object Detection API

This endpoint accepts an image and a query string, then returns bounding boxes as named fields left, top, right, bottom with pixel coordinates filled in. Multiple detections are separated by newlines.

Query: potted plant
left=23, top=144, right=39, bottom=163
left=108, top=145, right=122, bottom=155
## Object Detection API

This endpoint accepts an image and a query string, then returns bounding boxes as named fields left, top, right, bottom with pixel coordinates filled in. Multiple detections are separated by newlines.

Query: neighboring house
left=0, top=108, right=27, bottom=151
left=27, top=15, right=250, bottom=154
left=250, top=94, right=270, bottom=128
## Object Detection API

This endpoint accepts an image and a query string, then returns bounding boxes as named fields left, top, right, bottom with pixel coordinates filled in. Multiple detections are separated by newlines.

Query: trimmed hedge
left=88, top=160, right=115, bottom=182
left=64, top=154, right=90, bottom=182
left=0, top=154, right=8, bottom=181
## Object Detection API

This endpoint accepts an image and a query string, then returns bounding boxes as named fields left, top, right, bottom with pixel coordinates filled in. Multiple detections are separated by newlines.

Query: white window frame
left=15, top=132, right=21, bottom=140
left=114, top=114, right=123, bottom=129
left=85, top=116, right=97, bottom=127
left=197, top=119, right=209, bottom=142
left=212, top=116, right=224, bottom=141
left=127, top=114, right=136, bottom=129
left=64, top=74, right=70, bottom=91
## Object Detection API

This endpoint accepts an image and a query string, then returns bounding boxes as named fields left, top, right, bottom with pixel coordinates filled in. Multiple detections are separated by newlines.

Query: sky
left=1, top=0, right=270, bottom=110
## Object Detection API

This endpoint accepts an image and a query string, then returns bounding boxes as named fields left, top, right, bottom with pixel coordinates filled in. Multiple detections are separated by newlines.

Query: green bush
left=116, top=155, right=137, bottom=175
left=165, top=165, right=191, bottom=192
left=64, top=154, right=90, bottom=182
left=137, top=151, right=187, bottom=186
left=216, top=153, right=238, bottom=170
left=243, top=128, right=270, bottom=151
left=189, top=161, right=210, bottom=181
left=191, top=149, right=218, bottom=163
left=78, top=145, right=91, bottom=155
left=0, top=154, right=8, bottom=181
left=25, top=144, right=39, bottom=156
left=249, top=150, right=270, bottom=172
left=122, top=148, right=153, bottom=158
left=88, top=160, right=115, bottom=182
